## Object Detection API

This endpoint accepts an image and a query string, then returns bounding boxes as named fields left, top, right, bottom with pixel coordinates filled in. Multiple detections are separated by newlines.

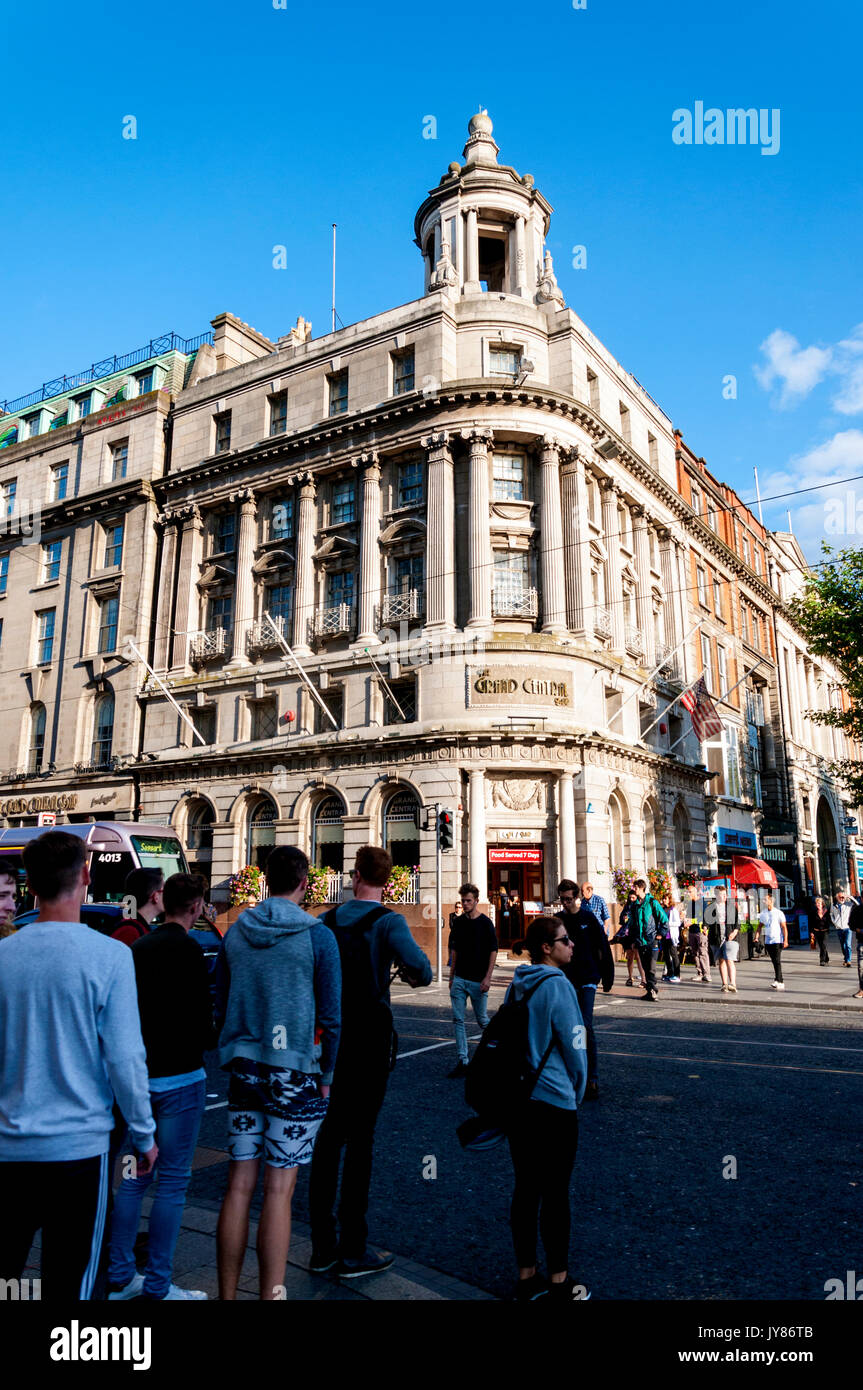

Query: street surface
left=188, top=946, right=863, bottom=1300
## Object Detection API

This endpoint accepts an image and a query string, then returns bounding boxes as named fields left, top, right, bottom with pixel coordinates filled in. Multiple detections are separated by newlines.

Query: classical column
left=292, top=474, right=317, bottom=657
left=560, top=451, right=591, bottom=636
left=558, top=771, right=577, bottom=882
left=535, top=437, right=567, bottom=635
left=356, top=453, right=382, bottom=644
left=171, top=505, right=203, bottom=672
left=514, top=214, right=528, bottom=296
left=423, top=432, right=455, bottom=630
left=464, top=207, right=480, bottom=293
left=228, top=489, right=257, bottom=666
left=632, top=505, right=655, bottom=668
left=153, top=511, right=178, bottom=672
left=464, top=429, right=493, bottom=629
left=600, top=480, right=625, bottom=652
left=674, top=538, right=691, bottom=683
left=468, top=767, right=487, bottom=893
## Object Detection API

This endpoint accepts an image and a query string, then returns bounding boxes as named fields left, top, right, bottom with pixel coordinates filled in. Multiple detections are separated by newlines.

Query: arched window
left=91, top=693, right=114, bottom=768
left=673, top=806, right=689, bottom=874
left=312, top=794, right=344, bottom=873
left=382, top=789, right=421, bottom=868
left=28, top=704, right=46, bottom=774
left=187, top=800, right=215, bottom=885
left=247, top=798, right=276, bottom=870
left=608, top=793, right=625, bottom=869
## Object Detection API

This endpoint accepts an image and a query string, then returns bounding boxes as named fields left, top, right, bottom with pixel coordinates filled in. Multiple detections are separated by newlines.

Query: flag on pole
left=680, top=675, right=723, bottom=742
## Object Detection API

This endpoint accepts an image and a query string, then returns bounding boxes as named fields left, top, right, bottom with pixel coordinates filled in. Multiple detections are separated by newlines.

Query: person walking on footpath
left=631, top=878, right=668, bottom=1002
left=618, top=890, right=646, bottom=988
left=111, top=868, right=165, bottom=947
left=580, top=882, right=610, bottom=932
left=660, top=892, right=682, bottom=983
left=686, top=890, right=712, bottom=985
left=0, top=831, right=156, bottom=1301
left=717, top=920, right=740, bottom=994
left=447, top=882, right=498, bottom=1080
left=557, top=880, right=613, bottom=1100
left=506, top=917, right=589, bottom=1302
left=831, top=888, right=855, bottom=968
left=107, top=873, right=215, bottom=1302
left=849, top=895, right=863, bottom=999
left=757, top=892, right=788, bottom=990
left=309, top=846, right=431, bottom=1279
left=811, top=896, right=831, bottom=966
left=213, top=846, right=341, bottom=1301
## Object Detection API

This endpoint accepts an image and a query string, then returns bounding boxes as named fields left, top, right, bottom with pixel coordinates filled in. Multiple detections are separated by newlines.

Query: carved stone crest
left=487, top=778, right=546, bottom=811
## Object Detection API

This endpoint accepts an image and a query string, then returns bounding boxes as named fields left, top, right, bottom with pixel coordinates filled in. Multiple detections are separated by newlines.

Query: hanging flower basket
left=611, top=866, right=639, bottom=906
left=229, top=865, right=264, bottom=906
left=304, top=865, right=333, bottom=907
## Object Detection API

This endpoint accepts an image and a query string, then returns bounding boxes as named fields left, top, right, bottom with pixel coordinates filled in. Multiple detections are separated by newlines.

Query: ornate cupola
left=414, top=111, right=563, bottom=307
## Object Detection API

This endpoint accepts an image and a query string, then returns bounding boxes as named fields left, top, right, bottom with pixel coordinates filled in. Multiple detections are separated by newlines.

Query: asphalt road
left=191, top=978, right=863, bottom=1301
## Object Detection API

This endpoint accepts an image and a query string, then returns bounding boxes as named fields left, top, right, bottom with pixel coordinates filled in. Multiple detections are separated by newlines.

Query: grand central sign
left=467, top=667, right=572, bottom=708
left=0, top=793, right=78, bottom=817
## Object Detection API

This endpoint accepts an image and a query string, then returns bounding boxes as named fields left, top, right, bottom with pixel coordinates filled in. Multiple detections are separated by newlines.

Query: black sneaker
left=447, top=1062, right=468, bottom=1079
left=336, top=1249, right=395, bottom=1278
left=547, top=1276, right=591, bottom=1301
left=513, top=1273, right=548, bottom=1302
left=309, top=1247, right=339, bottom=1273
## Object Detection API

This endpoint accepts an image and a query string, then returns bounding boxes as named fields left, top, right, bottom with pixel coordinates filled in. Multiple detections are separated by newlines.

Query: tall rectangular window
left=215, top=512, right=236, bottom=553
left=267, top=583, right=292, bottom=626
left=208, top=593, right=233, bottom=633
left=647, top=431, right=658, bottom=468
left=332, top=479, right=355, bottom=525
left=701, top=632, right=715, bottom=692
left=51, top=463, right=69, bottom=502
left=191, top=706, right=216, bottom=746
left=392, top=349, right=415, bottom=395
left=269, top=392, right=288, bottom=436
left=2, top=480, right=17, bottom=517
left=493, top=453, right=526, bottom=502
left=398, top=460, right=423, bottom=507
left=37, top=609, right=56, bottom=664
left=0, top=554, right=8, bottom=594
left=691, top=484, right=702, bottom=516
left=696, top=565, right=708, bottom=607
left=104, top=522, right=124, bottom=568
left=713, top=577, right=723, bottom=619
left=251, top=699, right=278, bottom=742
left=493, top=549, right=529, bottom=606
left=214, top=412, right=232, bottom=454
left=328, top=370, right=348, bottom=416
left=393, top=554, right=423, bottom=594
left=740, top=599, right=749, bottom=644
left=327, top=570, right=354, bottom=608
left=42, top=540, right=62, bottom=583
left=586, top=367, right=600, bottom=413
left=271, top=497, right=294, bottom=540
left=384, top=677, right=417, bottom=725
left=707, top=507, right=718, bottom=531
left=717, top=643, right=728, bottom=697
left=111, top=443, right=128, bottom=481
left=98, top=595, right=119, bottom=653
left=742, top=534, right=752, bottom=567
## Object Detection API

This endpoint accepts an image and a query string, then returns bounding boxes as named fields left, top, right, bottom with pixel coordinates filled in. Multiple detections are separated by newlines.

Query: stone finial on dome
left=462, top=109, right=499, bottom=167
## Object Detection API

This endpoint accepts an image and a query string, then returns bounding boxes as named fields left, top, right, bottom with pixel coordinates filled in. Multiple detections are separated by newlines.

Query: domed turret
left=414, top=113, right=560, bottom=307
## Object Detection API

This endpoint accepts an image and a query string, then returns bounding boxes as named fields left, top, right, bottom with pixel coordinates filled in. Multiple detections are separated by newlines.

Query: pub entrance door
left=487, top=845, right=544, bottom=947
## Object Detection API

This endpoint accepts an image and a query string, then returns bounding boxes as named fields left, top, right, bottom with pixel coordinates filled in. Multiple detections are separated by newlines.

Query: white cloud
left=760, top=429, right=863, bottom=562
left=753, top=329, right=832, bottom=407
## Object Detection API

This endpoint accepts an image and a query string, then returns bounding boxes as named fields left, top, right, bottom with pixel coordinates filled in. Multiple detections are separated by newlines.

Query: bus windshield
left=130, top=835, right=187, bottom=880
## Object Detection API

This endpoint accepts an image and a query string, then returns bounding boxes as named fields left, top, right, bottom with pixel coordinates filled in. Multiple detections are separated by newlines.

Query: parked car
left=12, top=904, right=223, bottom=966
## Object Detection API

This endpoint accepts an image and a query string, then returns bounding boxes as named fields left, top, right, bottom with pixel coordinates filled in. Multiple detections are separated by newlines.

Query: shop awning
left=731, top=856, right=778, bottom=888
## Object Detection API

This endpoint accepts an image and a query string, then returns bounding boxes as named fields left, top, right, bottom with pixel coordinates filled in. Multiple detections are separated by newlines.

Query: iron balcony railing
left=1, top=331, right=214, bottom=416
left=386, top=870, right=420, bottom=905
left=492, top=586, right=538, bottom=619
left=594, top=606, right=613, bottom=639
left=312, top=603, right=353, bottom=638
left=190, top=627, right=228, bottom=663
left=378, top=588, right=422, bottom=624
left=625, top=623, right=644, bottom=659
left=247, top=615, right=288, bottom=654
left=322, top=872, right=344, bottom=904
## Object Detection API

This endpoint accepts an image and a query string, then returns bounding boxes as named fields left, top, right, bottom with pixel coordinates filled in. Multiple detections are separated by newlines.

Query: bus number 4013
left=97, top=853, right=122, bottom=862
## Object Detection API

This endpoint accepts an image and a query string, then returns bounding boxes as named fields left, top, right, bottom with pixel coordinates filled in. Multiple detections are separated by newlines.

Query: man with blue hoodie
left=213, top=845, right=341, bottom=1301
left=0, top=831, right=156, bottom=1301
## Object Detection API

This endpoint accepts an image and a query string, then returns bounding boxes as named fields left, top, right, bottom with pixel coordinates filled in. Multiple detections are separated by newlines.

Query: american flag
left=680, top=675, right=723, bottom=742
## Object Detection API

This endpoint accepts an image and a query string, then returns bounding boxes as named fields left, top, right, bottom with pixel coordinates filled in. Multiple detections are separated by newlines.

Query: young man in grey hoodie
left=213, top=845, right=341, bottom=1300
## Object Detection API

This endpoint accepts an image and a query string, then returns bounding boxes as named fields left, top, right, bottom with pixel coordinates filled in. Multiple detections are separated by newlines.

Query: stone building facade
left=1, top=115, right=859, bottom=939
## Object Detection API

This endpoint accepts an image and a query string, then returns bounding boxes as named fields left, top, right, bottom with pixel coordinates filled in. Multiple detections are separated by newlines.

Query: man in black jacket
left=557, top=880, right=614, bottom=1100
left=107, top=873, right=215, bottom=1301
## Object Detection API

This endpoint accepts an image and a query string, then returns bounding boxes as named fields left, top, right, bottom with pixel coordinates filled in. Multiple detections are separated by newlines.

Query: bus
left=0, top=822, right=189, bottom=909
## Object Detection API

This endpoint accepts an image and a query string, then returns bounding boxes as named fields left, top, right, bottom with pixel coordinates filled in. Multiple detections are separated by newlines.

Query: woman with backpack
left=505, top=916, right=589, bottom=1302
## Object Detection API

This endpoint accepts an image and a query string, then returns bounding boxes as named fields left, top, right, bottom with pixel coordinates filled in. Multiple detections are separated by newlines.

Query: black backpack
left=464, top=975, right=556, bottom=1128
left=321, top=902, right=392, bottom=1020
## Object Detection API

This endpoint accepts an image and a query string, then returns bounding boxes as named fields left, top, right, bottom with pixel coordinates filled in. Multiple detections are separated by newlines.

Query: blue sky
left=2, top=0, right=861, bottom=560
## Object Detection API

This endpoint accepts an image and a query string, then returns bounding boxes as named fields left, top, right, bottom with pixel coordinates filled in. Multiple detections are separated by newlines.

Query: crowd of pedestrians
left=3, top=828, right=863, bottom=1305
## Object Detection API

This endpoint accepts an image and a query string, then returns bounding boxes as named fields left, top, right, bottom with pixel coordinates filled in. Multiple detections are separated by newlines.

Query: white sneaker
left=162, top=1284, right=208, bottom=1300
left=774, top=982, right=785, bottom=991
left=108, top=1272, right=145, bottom=1301
left=667, top=977, right=681, bottom=984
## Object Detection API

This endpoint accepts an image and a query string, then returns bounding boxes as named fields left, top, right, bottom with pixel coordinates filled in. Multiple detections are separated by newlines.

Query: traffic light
left=437, top=809, right=454, bottom=851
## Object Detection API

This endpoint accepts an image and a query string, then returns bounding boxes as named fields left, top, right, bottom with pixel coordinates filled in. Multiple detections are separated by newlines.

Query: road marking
left=398, top=1035, right=481, bottom=1059
left=205, top=1101, right=228, bottom=1111
left=596, top=1028, right=863, bottom=1055
left=602, top=1050, right=863, bottom=1078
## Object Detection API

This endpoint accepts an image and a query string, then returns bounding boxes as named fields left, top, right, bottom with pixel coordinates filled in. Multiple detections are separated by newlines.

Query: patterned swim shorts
left=227, top=1059, right=328, bottom=1168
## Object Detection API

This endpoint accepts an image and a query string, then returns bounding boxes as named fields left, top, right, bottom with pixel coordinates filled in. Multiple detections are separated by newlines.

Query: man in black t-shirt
left=447, top=883, right=497, bottom=1079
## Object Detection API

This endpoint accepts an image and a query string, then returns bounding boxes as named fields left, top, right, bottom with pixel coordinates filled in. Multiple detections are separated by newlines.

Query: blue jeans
left=108, top=1080, right=205, bottom=1299
left=836, top=927, right=853, bottom=964
left=575, top=984, right=598, bottom=1084
left=451, top=976, right=490, bottom=1063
